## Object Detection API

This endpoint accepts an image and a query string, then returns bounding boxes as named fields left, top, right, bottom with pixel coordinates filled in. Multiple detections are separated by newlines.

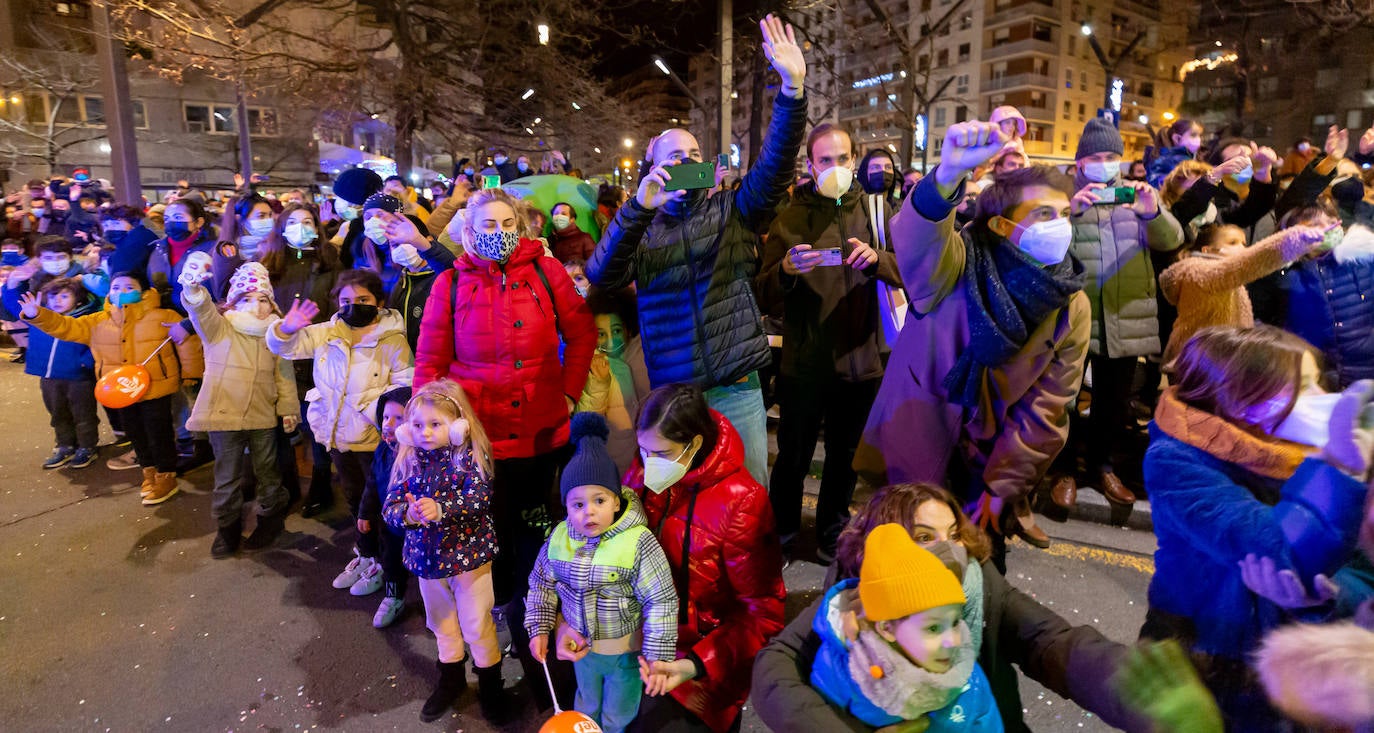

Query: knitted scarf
left=943, top=228, right=1084, bottom=407
left=849, top=621, right=977, bottom=721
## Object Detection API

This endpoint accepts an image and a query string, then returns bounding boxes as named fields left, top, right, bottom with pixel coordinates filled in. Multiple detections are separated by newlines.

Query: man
left=382, top=175, right=430, bottom=226
left=587, top=14, right=807, bottom=485
left=856, top=120, right=1091, bottom=564
left=548, top=202, right=595, bottom=263
left=1062, top=118, right=1183, bottom=509
left=757, top=123, right=902, bottom=562
left=492, top=150, right=521, bottom=183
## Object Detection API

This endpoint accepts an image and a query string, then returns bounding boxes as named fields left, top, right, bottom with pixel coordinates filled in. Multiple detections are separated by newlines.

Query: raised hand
left=18, top=291, right=40, bottom=319
left=636, top=160, right=686, bottom=210
left=1321, top=379, right=1374, bottom=478
left=934, top=121, right=1005, bottom=190
left=1238, top=553, right=1338, bottom=609
left=760, top=14, right=805, bottom=93
left=1071, top=182, right=1108, bottom=216
left=1209, top=155, right=1251, bottom=183
left=1123, top=180, right=1160, bottom=218
left=1325, top=125, right=1349, bottom=161
left=278, top=298, right=320, bottom=335
left=378, top=210, right=426, bottom=248
left=1113, top=640, right=1223, bottom=733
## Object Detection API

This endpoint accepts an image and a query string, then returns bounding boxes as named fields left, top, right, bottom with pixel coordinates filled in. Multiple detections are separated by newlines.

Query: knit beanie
left=226, top=261, right=273, bottom=304
left=375, top=385, right=412, bottom=428
left=559, top=412, right=622, bottom=502
left=859, top=523, right=966, bottom=622
left=334, top=168, right=383, bottom=206
left=363, top=193, right=404, bottom=214
left=1076, top=118, right=1124, bottom=160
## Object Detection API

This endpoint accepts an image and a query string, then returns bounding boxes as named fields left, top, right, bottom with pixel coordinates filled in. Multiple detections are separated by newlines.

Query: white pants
left=418, top=562, right=501, bottom=667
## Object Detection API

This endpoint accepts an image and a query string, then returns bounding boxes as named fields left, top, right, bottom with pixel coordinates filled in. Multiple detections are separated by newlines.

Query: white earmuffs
left=393, top=417, right=469, bottom=448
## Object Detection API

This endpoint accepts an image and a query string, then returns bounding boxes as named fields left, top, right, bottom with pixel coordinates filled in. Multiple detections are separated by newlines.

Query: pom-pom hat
left=559, top=412, right=622, bottom=502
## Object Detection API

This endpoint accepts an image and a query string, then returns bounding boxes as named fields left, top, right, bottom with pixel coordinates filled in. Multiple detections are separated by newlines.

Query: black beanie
left=363, top=193, right=404, bottom=214
left=375, top=385, right=412, bottom=428
left=559, top=413, right=622, bottom=503
left=334, top=168, right=384, bottom=205
left=1076, top=118, right=1124, bottom=159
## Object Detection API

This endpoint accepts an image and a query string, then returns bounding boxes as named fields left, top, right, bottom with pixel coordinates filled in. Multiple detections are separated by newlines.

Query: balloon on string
left=95, top=364, right=151, bottom=408
left=538, top=710, right=603, bottom=733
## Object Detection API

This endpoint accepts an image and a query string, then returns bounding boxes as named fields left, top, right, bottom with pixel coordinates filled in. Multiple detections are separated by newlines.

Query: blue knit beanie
left=1076, top=117, right=1124, bottom=159
left=560, top=412, right=622, bottom=502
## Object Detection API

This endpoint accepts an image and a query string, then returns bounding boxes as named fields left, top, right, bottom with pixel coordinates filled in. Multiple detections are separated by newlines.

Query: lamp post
left=1081, top=24, right=1146, bottom=117
left=652, top=56, right=715, bottom=152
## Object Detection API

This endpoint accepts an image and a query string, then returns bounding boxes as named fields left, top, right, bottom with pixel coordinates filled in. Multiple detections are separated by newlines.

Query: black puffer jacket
left=757, top=181, right=902, bottom=383
left=750, top=561, right=1149, bottom=733
left=587, top=92, right=807, bottom=389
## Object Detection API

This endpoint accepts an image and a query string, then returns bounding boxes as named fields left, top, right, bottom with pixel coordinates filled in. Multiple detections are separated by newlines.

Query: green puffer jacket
left=1068, top=172, right=1184, bottom=358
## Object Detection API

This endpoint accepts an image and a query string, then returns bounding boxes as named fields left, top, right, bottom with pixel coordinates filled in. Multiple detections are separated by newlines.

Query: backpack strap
left=532, top=258, right=561, bottom=332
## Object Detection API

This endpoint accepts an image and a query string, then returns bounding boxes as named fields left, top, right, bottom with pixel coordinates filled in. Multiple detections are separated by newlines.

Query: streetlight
left=1162, top=111, right=1176, bottom=122
left=521, top=89, right=535, bottom=100
left=1081, top=23, right=1093, bottom=36
left=533, top=117, right=541, bottom=124
left=623, top=137, right=634, bottom=149
left=1082, top=24, right=1146, bottom=114
left=571, top=102, right=582, bottom=110
left=537, top=23, right=549, bottom=45
left=654, top=58, right=671, bottom=76
left=593, top=147, right=601, bottom=154
left=1137, top=114, right=1149, bottom=125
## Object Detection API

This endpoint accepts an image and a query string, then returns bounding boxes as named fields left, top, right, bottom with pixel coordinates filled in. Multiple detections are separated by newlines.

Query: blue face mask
left=164, top=222, right=193, bottom=241
left=104, top=230, right=128, bottom=245
left=2, top=251, right=25, bottom=267
left=112, top=290, right=142, bottom=306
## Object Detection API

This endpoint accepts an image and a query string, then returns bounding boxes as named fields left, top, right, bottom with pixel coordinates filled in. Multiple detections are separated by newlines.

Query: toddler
left=359, top=385, right=412, bottom=627
left=21, top=277, right=100, bottom=468
left=381, top=380, right=508, bottom=724
left=812, top=523, right=1001, bottom=731
left=525, top=412, right=678, bottom=733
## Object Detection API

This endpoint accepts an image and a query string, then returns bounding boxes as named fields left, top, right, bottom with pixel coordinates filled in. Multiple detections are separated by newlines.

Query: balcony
left=982, top=38, right=1059, bottom=61
left=981, top=73, right=1057, bottom=92
left=984, top=0, right=1058, bottom=28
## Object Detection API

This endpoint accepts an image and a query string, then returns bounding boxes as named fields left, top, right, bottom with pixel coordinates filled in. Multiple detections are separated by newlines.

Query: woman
left=411, top=187, right=596, bottom=709
left=558, top=383, right=784, bottom=733
left=261, top=203, right=342, bottom=516
left=1141, top=325, right=1373, bottom=729
left=752, top=483, right=1150, bottom=733
left=147, top=196, right=219, bottom=310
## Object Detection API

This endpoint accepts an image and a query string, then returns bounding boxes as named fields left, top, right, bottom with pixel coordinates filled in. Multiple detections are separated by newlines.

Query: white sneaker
left=372, top=597, right=405, bottom=628
left=350, top=559, right=383, bottom=596
left=107, top=449, right=140, bottom=471
left=331, top=552, right=368, bottom=589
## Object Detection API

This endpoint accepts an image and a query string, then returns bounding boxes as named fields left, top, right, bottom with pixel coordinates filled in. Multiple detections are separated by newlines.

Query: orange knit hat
left=858, top=523, right=966, bottom=622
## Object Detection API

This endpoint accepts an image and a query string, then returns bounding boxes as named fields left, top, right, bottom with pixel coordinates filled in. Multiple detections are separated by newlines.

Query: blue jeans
left=573, top=652, right=641, bottom=733
left=704, top=373, right=768, bottom=485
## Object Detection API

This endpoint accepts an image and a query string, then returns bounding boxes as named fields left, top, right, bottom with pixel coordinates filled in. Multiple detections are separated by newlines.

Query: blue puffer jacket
left=8, top=294, right=98, bottom=381
left=810, top=579, right=1003, bottom=732
left=1250, top=225, right=1374, bottom=389
left=586, top=92, right=807, bottom=389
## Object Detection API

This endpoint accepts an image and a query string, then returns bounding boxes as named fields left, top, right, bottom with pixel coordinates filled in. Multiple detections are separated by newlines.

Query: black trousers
left=40, top=377, right=99, bottom=450
left=379, top=525, right=409, bottom=598
left=329, top=449, right=379, bottom=558
left=1085, top=354, right=1138, bottom=473
left=628, top=694, right=742, bottom=733
left=768, top=375, right=878, bottom=552
left=116, top=394, right=177, bottom=472
left=490, top=446, right=575, bottom=712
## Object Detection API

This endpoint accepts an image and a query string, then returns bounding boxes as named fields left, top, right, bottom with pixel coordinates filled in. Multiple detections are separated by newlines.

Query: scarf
left=169, top=231, right=199, bottom=266
left=849, top=621, right=977, bottom=721
left=1153, top=388, right=1311, bottom=480
left=224, top=310, right=278, bottom=337
left=943, top=229, right=1084, bottom=407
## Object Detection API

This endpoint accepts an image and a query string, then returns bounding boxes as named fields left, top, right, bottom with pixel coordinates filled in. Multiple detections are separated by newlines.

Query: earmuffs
left=394, top=417, right=470, bottom=448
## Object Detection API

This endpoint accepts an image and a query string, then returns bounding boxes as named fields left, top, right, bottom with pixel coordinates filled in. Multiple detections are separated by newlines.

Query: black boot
left=211, top=519, right=242, bottom=558
left=301, top=465, right=334, bottom=518
left=474, top=662, right=512, bottom=725
left=420, top=659, right=467, bottom=723
left=242, top=512, right=286, bottom=551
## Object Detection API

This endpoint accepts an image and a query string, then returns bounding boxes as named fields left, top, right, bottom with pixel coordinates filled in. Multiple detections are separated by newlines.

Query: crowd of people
left=4, top=13, right=1374, bottom=732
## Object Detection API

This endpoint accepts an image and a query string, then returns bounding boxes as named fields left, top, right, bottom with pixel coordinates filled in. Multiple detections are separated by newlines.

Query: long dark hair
left=635, top=384, right=718, bottom=471
left=260, top=203, right=339, bottom=276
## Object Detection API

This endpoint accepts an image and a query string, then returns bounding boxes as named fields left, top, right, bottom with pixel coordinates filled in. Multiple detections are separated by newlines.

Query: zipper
left=681, top=224, right=717, bottom=385
left=45, top=338, right=57, bottom=378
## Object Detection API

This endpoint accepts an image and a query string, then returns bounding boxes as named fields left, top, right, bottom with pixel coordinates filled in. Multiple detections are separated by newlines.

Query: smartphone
left=814, top=248, right=844, bottom=267
left=482, top=174, right=501, bottom=190
left=663, top=161, right=717, bottom=191
left=1092, top=186, right=1137, bottom=205
left=717, top=153, right=730, bottom=169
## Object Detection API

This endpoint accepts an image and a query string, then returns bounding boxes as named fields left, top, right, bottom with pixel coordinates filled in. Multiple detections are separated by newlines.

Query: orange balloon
left=538, top=710, right=603, bottom=733
left=95, top=364, right=151, bottom=408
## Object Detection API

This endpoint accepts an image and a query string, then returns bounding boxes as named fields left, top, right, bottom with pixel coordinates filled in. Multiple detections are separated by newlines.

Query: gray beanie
left=1075, top=118, right=1124, bottom=159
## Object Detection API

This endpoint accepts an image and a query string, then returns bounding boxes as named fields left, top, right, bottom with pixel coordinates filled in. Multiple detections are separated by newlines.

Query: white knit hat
left=226, top=261, right=274, bottom=305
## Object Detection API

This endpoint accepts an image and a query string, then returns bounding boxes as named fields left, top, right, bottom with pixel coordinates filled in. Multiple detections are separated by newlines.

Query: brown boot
left=1050, top=476, right=1078, bottom=510
left=140, top=466, right=158, bottom=497
left=1096, top=471, right=1137, bottom=506
left=142, top=471, right=180, bottom=506
left=1005, top=497, right=1051, bottom=549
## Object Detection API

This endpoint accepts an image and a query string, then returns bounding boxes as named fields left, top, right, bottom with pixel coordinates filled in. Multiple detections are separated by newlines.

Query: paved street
left=0, top=359, right=1154, bottom=732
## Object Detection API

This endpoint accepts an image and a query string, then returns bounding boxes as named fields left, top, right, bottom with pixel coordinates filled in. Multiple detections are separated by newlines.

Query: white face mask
left=816, top=165, right=854, bottom=200
left=551, top=214, right=572, bottom=231
left=1011, top=217, right=1074, bottom=266
left=283, top=222, right=317, bottom=249
left=1271, top=392, right=1341, bottom=447
left=390, top=242, right=425, bottom=270
left=641, top=443, right=694, bottom=494
left=245, top=218, right=274, bottom=237
left=363, top=217, right=389, bottom=244
left=1082, top=161, right=1118, bottom=184
left=41, top=257, right=71, bottom=275
left=1231, top=165, right=1254, bottom=185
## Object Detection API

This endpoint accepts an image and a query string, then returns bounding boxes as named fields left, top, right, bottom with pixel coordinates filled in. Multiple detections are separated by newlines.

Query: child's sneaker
left=68, top=448, right=97, bottom=469
left=350, top=560, right=383, bottom=596
left=372, top=597, right=405, bottom=628
left=107, top=449, right=139, bottom=470
left=331, top=552, right=370, bottom=589
left=42, top=446, right=76, bottom=469
left=141, top=471, right=179, bottom=506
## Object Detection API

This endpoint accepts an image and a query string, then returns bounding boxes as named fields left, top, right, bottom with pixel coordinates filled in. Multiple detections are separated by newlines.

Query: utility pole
left=228, top=0, right=290, bottom=189
left=718, top=0, right=733, bottom=158
left=91, top=3, right=142, bottom=204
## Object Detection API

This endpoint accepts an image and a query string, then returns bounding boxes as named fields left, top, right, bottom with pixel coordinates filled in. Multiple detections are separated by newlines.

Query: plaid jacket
left=524, top=489, right=679, bottom=662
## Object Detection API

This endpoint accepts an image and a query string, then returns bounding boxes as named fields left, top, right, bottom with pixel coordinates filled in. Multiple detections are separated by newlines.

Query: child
left=811, top=523, right=1001, bottom=731
left=577, top=288, right=650, bottom=473
left=20, top=271, right=202, bottom=503
left=563, top=257, right=590, bottom=297
left=182, top=261, right=300, bottom=557
left=381, top=380, right=508, bottom=724
left=20, top=277, right=100, bottom=468
left=525, top=412, right=678, bottom=733
left=266, top=268, right=413, bottom=594
left=359, top=385, right=412, bottom=627
left=1159, top=222, right=1328, bottom=368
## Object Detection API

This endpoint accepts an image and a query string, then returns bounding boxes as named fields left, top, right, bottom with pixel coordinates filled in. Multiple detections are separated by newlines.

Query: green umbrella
left=502, top=174, right=601, bottom=241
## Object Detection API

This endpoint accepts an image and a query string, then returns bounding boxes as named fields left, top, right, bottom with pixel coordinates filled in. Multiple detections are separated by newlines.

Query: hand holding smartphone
left=814, top=248, right=844, bottom=267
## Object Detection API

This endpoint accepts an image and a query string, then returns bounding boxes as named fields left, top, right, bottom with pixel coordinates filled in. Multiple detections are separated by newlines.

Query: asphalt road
left=0, top=359, right=1154, bottom=732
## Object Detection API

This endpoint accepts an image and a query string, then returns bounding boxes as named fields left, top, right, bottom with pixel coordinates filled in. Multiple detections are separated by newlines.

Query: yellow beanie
left=858, top=523, right=966, bottom=622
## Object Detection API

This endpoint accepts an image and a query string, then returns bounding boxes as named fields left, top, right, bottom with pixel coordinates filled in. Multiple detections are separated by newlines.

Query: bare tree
left=0, top=52, right=109, bottom=175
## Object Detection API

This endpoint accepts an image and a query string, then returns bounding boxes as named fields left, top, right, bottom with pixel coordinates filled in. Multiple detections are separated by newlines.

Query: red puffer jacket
left=414, top=238, right=596, bottom=459
left=626, top=411, right=786, bottom=732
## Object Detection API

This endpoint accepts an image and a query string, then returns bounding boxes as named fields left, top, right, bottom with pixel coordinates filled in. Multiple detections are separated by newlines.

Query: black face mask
left=1332, top=177, right=1365, bottom=208
left=49, top=210, right=69, bottom=222
left=665, top=188, right=707, bottom=218
left=865, top=170, right=895, bottom=194
left=339, top=303, right=379, bottom=328
left=105, top=230, right=128, bottom=245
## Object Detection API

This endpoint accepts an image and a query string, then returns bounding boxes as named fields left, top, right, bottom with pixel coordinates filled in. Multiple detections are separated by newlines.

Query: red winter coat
left=626, top=411, right=786, bottom=732
left=414, top=238, right=596, bottom=459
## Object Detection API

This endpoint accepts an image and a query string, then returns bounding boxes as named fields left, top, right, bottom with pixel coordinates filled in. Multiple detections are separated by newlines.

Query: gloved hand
left=1112, top=640, right=1223, bottom=733
left=178, top=251, right=214, bottom=288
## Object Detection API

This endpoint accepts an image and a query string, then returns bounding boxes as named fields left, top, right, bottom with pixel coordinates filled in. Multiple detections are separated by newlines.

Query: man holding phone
left=1062, top=117, right=1184, bottom=510
left=587, top=13, right=807, bottom=485
left=756, top=123, right=902, bottom=564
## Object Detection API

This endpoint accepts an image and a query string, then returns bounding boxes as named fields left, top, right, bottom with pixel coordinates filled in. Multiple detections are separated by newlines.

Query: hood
left=624, top=410, right=747, bottom=493
left=813, top=578, right=862, bottom=649
left=568, top=487, right=648, bottom=542
left=1333, top=223, right=1374, bottom=265
left=328, top=306, right=406, bottom=346
left=455, top=237, right=545, bottom=274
